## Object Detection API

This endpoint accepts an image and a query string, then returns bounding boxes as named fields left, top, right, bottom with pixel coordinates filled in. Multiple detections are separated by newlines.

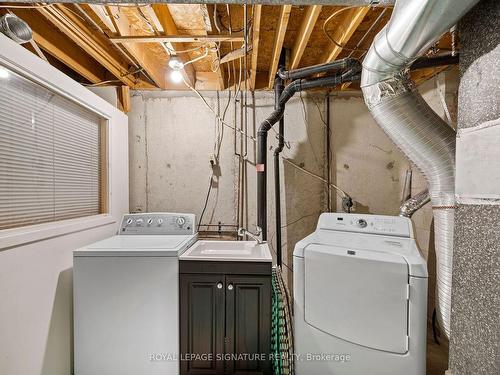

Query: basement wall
left=129, top=71, right=456, bottom=313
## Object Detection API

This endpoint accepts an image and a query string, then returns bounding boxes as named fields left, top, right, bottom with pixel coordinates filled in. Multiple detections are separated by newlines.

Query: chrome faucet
left=237, top=226, right=264, bottom=244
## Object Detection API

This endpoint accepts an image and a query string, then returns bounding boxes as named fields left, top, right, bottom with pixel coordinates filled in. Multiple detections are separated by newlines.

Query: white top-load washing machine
left=293, top=213, right=428, bottom=375
left=73, top=213, right=197, bottom=375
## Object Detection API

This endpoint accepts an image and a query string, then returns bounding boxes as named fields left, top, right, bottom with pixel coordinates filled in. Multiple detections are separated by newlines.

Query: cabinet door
left=225, top=275, right=272, bottom=375
left=180, top=274, right=225, bottom=375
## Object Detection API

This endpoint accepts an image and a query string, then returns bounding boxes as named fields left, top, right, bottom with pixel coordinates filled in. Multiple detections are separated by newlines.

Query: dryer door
left=304, top=244, right=409, bottom=354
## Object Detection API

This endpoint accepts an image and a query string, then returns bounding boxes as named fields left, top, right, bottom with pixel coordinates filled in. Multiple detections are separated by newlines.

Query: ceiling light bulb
left=168, top=56, right=184, bottom=71
left=170, top=70, right=183, bottom=84
left=0, top=67, right=9, bottom=79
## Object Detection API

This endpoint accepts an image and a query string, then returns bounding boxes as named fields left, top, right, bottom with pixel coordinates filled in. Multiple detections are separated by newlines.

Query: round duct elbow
left=0, top=14, right=33, bottom=44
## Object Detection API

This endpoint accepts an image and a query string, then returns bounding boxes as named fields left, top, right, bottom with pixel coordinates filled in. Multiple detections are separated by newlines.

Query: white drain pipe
left=361, top=0, right=479, bottom=338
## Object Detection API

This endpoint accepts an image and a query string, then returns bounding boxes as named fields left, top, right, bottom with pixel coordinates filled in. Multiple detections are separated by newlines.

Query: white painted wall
left=0, top=35, right=129, bottom=375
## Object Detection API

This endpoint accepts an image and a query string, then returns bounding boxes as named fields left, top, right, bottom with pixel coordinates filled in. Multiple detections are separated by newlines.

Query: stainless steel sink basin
left=180, top=240, right=272, bottom=262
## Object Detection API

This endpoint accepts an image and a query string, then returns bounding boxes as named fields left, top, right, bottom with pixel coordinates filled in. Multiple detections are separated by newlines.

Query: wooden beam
left=11, top=9, right=106, bottom=83
left=195, top=71, right=222, bottom=90
left=268, top=5, right=292, bottom=89
left=151, top=4, right=196, bottom=86
left=323, top=7, right=369, bottom=63
left=87, top=4, right=116, bottom=33
left=166, top=3, right=223, bottom=90
left=117, top=86, right=131, bottom=113
left=220, top=45, right=253, bottom=64
left=105, top=5, right=171, bottom=89
left=139, top=5, right=164, bottom=33
left=250, top=4, right=262, bottom=91
left=290, top=5, right=322, bottom=70
left=36, top=4, right=138, bottom=87
left=109, top=34, right=245, bottom=43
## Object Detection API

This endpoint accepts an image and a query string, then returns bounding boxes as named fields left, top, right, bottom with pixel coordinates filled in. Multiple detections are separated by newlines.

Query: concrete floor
left=427, top=323, right=449, bottom=375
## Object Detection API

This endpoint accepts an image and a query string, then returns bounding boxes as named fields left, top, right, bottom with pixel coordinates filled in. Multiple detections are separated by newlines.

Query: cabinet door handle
left=227, top=284, right=234, bottom=291
left=217, top=282, right=223, bottom=289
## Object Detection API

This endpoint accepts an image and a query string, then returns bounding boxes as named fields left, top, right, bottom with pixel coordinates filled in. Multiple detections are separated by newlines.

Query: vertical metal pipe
left=257, top=132, right=267, bottom=240
left=325, top=93, right=332, bottom=211
left=273, top=55, right=285, bottom=265
left=257, top=72, right=359, bottom=242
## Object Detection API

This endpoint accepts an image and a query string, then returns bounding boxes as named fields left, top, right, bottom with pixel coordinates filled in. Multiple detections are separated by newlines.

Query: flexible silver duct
left=361, top=0, right=479, bottom=338
left=0, top=14, right=32, bottom=44
left=400, top=189, right=431, bottom=218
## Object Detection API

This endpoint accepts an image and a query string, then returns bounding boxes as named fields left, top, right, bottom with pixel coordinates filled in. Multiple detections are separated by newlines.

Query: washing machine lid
left=74, top=234, right=197, bottom=257
left=304, top=243, right=409, bottom=354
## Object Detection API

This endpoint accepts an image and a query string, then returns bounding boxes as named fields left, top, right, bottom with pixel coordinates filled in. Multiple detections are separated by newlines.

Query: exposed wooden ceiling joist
left=10, top=9, right=107, bottom=84
left=104, top=5, right=172, bottom=89
left=109, top=34, right=246, bottom=43
left=151, top=4, right=195, bottom=86
left=86, top=4, right=116, bottom=33
left=3, top=3, right=448, bottom=92
left=36, top=4, right=141, bottom=88
left=249, top=5, right=262, bottom=91
left=117, top=85, right=131, bottom=113
left=139, top=5, right=165, bottom=33
left=268, top=5, right=292, bottom=89
left=290, top=5, right=322, bottom=70
left=167, top=3, right=224, bottom=89
left=323, top=6, right=370, bottom=63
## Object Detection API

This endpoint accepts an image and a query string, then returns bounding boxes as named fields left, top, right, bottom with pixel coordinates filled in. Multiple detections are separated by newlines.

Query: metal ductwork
left=0, top=14, right=32, bottom=44
left=400, top=189, right=430, bottom=218
left=361, top=0, right=479, bottom=338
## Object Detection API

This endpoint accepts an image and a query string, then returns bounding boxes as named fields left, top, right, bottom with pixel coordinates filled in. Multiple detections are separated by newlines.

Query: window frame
left=0, top=36, right=124, bottom=250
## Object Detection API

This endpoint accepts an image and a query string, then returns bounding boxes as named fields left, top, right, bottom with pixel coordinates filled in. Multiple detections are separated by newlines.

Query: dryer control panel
left=317, top=213, right=413, bottom=238
left=119, top=213, right=196, bottom=235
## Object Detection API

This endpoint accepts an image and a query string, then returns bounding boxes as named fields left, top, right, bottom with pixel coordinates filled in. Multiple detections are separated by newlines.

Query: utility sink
left=180, top=240, right=272, bottom=262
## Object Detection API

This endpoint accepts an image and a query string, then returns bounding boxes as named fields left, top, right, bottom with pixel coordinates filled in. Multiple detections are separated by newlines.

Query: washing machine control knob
left=147, top=218, right=153, bottom=225
left=177, top=217, right=186, bottom=227
left=126, top=218, right=133, bottom=225
left=356, top=219, right=368, bottom=228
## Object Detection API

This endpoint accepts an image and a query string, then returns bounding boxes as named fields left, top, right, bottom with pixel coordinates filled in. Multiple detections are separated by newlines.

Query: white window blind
left=0, top=66, right=104, bottom=230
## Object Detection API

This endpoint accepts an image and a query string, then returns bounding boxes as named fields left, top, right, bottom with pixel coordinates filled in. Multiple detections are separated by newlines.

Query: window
left=0, top=65, right=107, bottom=230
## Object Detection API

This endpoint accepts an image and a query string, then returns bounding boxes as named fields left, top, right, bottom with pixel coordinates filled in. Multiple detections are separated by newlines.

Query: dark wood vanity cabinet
left=180, top=261, right=272, bottom=375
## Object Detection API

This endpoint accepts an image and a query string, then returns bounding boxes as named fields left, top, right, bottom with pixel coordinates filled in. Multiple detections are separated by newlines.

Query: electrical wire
left=268, top=211, right=320, bottom=273
left=299, top=92, right=322, bottom=171
left=282, top=157, right=349, bottom=198
left=346, top=7, right=388, bottom=60
left=323, top=6, right=371, bottom=53
left=83, top=67, right=144, bottom=86
left=197, top=175, right=214, bottom=231
left=165, top=44, right=209, bottom=55
left=181, top=75, right=256, bottom=142
left=214, top=4, right=250, bottom=33
left=137, top=7, right=155, bottom=33
left=268, top=243, right=293, bottom=274
left=213, top=4, right=222, bottom=33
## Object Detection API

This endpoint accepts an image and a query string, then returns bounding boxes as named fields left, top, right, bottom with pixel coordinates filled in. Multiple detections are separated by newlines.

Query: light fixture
left=0, top=67, right=9, bottom=79
left=168, top=55, right=184, bottom=71
left=168, top=48, right=210, bottom=84
left=170, top=70, right=183, bottom=84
